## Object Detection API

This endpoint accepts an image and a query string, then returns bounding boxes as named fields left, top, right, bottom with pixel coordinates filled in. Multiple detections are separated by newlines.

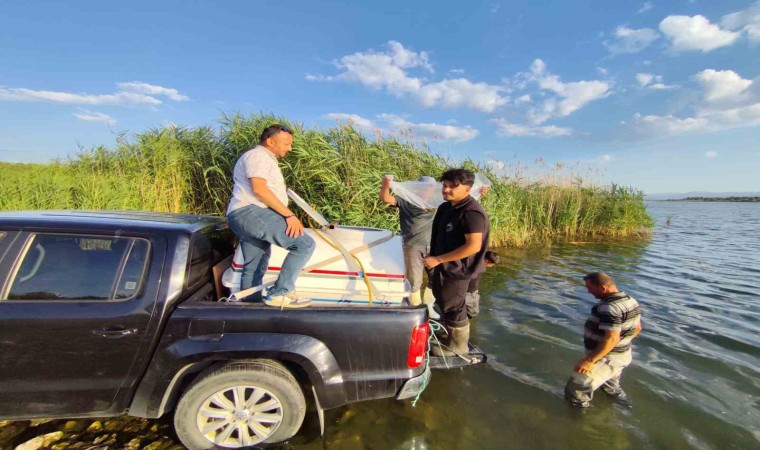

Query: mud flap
left=428, top=342, right=487, bottom=370
left=312, top=386, right=324, bottom=436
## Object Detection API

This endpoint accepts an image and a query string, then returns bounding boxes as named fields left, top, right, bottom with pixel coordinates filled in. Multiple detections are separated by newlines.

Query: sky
left=1, top=0, right=758, bottom=194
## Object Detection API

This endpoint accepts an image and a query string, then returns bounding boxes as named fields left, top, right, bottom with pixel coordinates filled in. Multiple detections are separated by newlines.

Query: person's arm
left=250, top=178, right=304, bottom=237
left=574, top=330, right=621, bottom=374
left=422, top=233, right=482, bottom=269
left=632, top=320, right=642, bottom=338
left=380, top=175, right=397, bottom=206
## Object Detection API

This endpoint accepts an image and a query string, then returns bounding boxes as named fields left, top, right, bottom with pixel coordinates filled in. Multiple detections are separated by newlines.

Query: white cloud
left=73, top=111, right=116, bottom=125
left=596, top=66, right=609, bottom=76
left=636, top=73, right=655, bottom=87
left=0, top=87, right=162, bottom=106
left=516, top=94, right=531, bottom=104
left=636, top=73, right=677, bottom=89
left=721, top=1, right=760, bottom=44
left=638, top=2, right=654, bottom=14
left=0, top=81, right=189, bottom=107
left=325, top=113, right=376, bottom=131
left=307, top=41, right=509, bottom=112
left=694, top=69, right=753, bottom=106
left=659, top=15, right=740, bottom=52
left=524, top=59, right=611, bottom=124
left=325, top=112, right=479, bottom=142
left=379, top=114, right=479, bottom=142
left=602, top=154, right=612, bottom=162
left=633, top=113, right=709, bottom=134
left=705, top=151, right=718, bottom=158
left=603, top=26, right=660, bottom=54
left=449, top=68, right=465, bottom=75
left=491, top=118, right=572, bottom=137
left=416, top=78, right=509, bottom=111
left=117, top=82, right=189, bottom=101
left=631, top=69, right=760, bottom=136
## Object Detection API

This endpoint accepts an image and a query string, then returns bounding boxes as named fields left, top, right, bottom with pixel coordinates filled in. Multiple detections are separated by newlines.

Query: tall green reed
left=0, top=113, right=653, bottom=247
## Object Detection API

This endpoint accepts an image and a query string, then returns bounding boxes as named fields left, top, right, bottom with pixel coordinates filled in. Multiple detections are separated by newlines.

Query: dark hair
left=484, top=251, right=500, bottom=265
left=583, top=272, right=615, bottom=287
left=260, top=124, right=294, bottom=144
left=439, top=168, right=475, bottom=187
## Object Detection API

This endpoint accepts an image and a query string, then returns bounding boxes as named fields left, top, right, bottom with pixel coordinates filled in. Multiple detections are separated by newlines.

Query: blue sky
left=1, top=0, right=758, bottom=194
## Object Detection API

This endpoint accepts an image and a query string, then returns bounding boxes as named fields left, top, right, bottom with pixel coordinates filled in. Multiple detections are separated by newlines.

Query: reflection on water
left=291, top=201, right=759, bottom=449
left=3, top=202, right=758, bottom=449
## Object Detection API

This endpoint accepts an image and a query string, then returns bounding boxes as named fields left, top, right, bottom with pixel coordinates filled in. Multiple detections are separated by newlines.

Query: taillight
left=407, top=323, right=430, bottom=368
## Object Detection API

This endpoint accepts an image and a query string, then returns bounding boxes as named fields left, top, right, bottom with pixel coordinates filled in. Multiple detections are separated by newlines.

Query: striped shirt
left=583, top=291, right=641, bottom=353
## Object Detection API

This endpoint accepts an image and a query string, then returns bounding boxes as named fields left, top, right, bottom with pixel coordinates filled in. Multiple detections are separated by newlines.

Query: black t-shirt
left=430, top=196, right=490, bottom=280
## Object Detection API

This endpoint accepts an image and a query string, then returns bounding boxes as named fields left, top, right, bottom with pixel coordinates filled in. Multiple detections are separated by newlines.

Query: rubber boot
left=431, top=323, right=470, bottom=357
left=422, top=289, right=440, bottom=319
left=409, top=290, right=422, bottom=306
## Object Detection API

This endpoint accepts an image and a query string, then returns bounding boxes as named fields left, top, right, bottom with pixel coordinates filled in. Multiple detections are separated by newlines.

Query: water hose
left=307, top=217, right=377, bottom=305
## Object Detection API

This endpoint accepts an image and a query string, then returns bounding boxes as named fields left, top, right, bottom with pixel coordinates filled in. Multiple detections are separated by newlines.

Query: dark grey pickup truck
left=0, top=211, right=436, bottom=449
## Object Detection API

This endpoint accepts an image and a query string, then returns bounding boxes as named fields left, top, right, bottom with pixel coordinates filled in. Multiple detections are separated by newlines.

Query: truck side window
left=6, top=234, right=148, bottom=301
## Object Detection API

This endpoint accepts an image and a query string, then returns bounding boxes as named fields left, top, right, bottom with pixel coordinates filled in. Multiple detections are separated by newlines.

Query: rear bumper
left=396, top=365, right=431, bottom=400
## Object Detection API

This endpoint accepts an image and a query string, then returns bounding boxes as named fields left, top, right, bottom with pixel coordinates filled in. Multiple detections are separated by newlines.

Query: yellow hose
left=307, top=217, right=375, bottom=305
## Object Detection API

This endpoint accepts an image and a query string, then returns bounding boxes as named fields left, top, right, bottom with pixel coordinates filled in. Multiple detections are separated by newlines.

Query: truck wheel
left=174, top=361, right=306, bottom=449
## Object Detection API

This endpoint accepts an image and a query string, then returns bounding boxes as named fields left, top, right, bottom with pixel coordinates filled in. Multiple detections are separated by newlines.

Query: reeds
left=0, top=113, right=653, bottom=247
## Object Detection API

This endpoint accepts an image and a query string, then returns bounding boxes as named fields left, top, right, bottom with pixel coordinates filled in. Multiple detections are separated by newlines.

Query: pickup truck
left=0, top=211, right=435, bottom=449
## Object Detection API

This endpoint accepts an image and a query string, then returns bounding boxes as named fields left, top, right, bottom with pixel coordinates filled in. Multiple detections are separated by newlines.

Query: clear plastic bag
left=389, top=173, right=491, bottom=209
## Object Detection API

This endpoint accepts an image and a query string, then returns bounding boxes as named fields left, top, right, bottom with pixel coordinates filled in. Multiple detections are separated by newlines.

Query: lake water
left=297, top=201, right=760, bottom=449
left=3, top=201, right=758, bottom=449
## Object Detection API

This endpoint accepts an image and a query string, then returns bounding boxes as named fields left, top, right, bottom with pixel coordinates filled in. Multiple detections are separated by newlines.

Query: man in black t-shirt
left=423, top=168, right=490, bottom=357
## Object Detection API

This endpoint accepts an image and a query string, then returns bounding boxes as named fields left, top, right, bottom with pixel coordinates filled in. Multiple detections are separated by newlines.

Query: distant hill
left=645, top=191, right=760, bottom=200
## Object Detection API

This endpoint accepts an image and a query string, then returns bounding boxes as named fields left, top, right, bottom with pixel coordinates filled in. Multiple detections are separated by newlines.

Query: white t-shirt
left=227, top=145, right=289, bottom=214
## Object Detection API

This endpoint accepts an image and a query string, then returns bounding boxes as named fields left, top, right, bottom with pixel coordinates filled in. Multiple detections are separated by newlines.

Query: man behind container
left=565, top=272, right=642, bottom=407
left=465, top=250, right=499, bottom=319
left=379, top=175, right=438, bottom=311
left=423, top=168, right=490, bottom=357
left=226, top=124, right=316, bottom=308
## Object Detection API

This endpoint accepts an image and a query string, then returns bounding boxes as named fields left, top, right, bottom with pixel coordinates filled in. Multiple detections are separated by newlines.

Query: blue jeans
left=227, top=204, right=316, bottom=300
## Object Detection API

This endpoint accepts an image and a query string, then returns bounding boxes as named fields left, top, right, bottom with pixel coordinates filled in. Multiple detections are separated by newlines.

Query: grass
left=0, top=113, right=653, bottom=247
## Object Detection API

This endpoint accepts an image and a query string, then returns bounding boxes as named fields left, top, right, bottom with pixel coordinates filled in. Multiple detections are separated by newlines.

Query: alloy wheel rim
left=196, top=385, right=284, bottom=448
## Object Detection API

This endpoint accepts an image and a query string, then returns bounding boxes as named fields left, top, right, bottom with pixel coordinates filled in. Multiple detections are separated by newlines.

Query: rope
left=428, top=320, right=451, bottom=370
left=409, top=320, right=446, bottom=407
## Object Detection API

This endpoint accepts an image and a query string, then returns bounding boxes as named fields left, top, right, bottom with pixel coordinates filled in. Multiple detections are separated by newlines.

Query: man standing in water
left=423, top=168, right=490, bottom=357
left=226, top=124, right=316, bottom=308
left=565, top=272, right=642, bottom=407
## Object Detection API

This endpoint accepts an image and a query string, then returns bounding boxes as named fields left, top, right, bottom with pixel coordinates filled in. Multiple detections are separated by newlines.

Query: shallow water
left=3, top=201, right=758, bottom=449
left=296, top=201, right=760, bottom=449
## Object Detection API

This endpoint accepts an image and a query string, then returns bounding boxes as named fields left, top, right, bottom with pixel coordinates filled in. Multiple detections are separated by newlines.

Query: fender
left=129, top=332, right=346, bottom=417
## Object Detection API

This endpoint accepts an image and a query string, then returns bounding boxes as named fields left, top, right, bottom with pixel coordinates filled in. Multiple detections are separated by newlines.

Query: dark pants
left=430, top=268, right=470, bottom=327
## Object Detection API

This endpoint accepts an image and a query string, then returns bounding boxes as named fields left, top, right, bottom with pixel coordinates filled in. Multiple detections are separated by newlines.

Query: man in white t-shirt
left=226, top=124, right=315, bottom=308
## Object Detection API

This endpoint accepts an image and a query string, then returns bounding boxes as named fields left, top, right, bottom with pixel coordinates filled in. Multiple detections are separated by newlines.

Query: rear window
left=185, top=226, right=235, bottom=291
left=6, top=234, right=149, bottom=301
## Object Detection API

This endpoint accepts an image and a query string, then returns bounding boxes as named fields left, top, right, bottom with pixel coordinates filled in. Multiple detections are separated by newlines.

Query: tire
left=174, top=360, right=306, bottom=449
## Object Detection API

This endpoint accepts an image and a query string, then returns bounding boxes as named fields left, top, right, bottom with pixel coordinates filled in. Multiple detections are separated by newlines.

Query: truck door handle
left=92, top=328, right=138, bottom=339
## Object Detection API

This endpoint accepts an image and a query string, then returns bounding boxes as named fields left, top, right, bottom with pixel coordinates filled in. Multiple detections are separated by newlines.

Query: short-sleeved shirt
left=583, top=291, right=641, bottom=353
left=227, top=145, right=288, bottom=214
left=430, top=195, right=490, bottom=280
left=395, top=197, right=436, bottom=247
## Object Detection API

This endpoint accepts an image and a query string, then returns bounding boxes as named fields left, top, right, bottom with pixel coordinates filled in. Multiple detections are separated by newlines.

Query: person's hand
left=574, top=357, right=595, bottom=374
left=423, top=255, right=441, bottom=269
left=285, top=215, right=305, bottom=238
left=382, top=175, right=393, bottom=189
left=480, top=186, right=489, bottom=197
